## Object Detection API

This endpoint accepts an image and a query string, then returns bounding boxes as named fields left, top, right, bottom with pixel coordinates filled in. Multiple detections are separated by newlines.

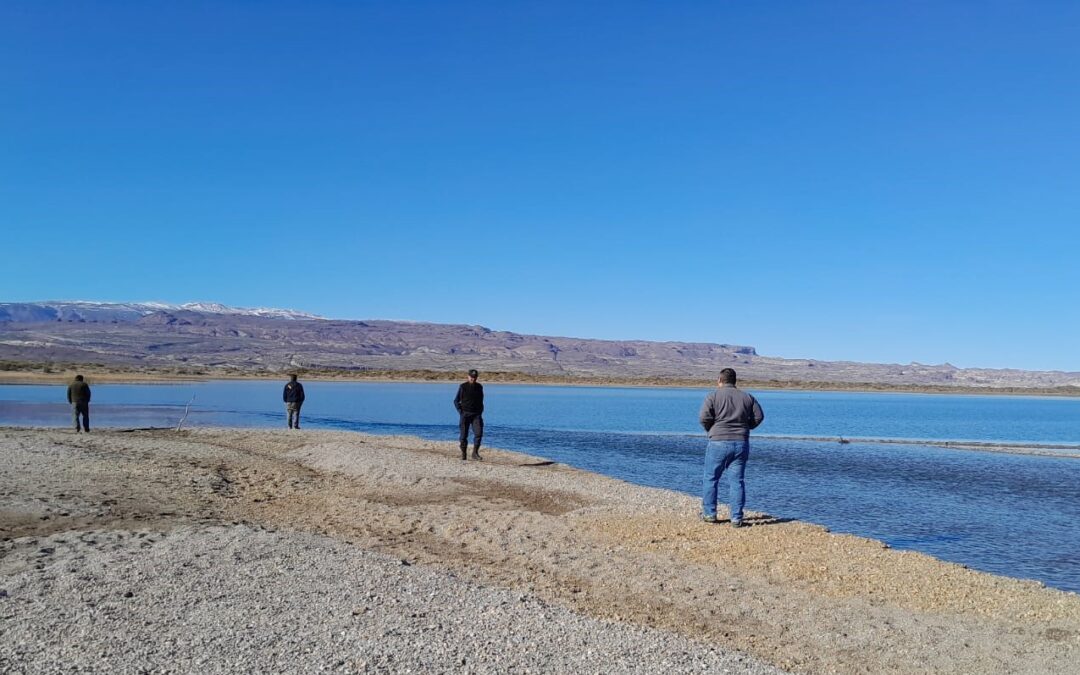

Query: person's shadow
left=718, top=514, right=792, bottom=527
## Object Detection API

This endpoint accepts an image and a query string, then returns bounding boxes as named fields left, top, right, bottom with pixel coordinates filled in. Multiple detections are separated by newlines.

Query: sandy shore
left=2, top=427, right=1078, bottom=673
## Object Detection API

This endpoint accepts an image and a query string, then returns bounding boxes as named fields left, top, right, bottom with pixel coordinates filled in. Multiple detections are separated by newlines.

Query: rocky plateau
left=1, top=301, right=1078, bottom=388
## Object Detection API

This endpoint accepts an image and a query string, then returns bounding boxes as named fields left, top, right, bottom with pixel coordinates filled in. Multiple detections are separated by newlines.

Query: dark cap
left=468, top=369, right=479, bottom=377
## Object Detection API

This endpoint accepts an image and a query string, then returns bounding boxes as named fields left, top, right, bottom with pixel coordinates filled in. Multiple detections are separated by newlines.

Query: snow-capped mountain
left=169, top=302, right=322, bottom=320
left=0, top=301, right=322, bottom=323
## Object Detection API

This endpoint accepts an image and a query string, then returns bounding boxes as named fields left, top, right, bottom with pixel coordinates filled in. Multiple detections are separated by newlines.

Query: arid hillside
left=2, top=301, right=1080, bottom=388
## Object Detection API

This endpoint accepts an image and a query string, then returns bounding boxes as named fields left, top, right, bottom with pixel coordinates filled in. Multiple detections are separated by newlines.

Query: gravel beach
left=2, top=427, right=1078, bottom=673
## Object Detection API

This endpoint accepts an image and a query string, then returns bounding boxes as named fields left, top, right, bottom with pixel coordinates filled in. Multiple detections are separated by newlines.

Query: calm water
left=3, top=382, right=1079, bottom=594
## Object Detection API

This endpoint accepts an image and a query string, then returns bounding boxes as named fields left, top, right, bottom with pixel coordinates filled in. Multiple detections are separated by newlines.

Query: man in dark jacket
left=67, top=374, right=91, bottom=433
left=698, top=368, right=764, bottom=528
left=283, top=374, right=306, bottom=429
left=453, top=369, right=484, bottom=460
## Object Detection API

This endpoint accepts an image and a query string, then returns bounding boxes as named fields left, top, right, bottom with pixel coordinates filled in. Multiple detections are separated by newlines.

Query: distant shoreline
left=3, top=364, right=1080, bottom=397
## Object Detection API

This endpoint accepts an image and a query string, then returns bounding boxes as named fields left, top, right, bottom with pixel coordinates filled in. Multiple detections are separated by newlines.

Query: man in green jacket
left=67, top=374, right=92, bottom=433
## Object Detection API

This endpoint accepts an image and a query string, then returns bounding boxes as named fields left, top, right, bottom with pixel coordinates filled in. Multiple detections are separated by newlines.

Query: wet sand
left=2, top=427, right=1078, bottom=672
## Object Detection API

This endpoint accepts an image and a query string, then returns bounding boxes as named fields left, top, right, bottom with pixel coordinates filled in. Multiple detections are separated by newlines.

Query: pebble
left=0, top=525, right=784, bottom=674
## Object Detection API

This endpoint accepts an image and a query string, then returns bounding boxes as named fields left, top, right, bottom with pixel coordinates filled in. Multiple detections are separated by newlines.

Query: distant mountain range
left=0, top=301, right=320, bottom=323
left=2, top=300, right=1079, bottom=388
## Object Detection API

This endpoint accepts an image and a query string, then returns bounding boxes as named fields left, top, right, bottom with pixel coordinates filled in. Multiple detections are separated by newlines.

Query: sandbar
left=1, top=427, right=1078, bottom=672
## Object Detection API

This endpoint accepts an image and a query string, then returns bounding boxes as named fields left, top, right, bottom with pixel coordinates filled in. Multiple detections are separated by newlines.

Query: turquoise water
left=3, top=381, right=1079, bottom=593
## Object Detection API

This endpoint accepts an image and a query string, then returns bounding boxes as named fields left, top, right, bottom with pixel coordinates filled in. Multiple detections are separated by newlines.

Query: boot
left=460, top=443, right=468, bottom=460
left=471, top=445, right=482, bottom=461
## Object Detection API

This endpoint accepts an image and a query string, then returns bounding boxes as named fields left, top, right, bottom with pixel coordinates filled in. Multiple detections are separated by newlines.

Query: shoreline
left=2, top=426, right=1078, bottom=672
left=3, top=367, right=1080, bottom=398
left=4, top=412, right=1079, bottom=460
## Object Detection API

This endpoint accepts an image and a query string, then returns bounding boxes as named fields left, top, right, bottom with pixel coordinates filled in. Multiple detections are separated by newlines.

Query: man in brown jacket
left=67, top=374, right=92, bottom=433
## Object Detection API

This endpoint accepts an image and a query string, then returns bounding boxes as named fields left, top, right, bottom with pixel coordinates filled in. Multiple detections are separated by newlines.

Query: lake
left=3, top=381, right=1079, bottom=594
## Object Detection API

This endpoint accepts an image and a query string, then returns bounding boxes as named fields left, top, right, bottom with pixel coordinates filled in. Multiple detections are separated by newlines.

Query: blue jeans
left=702, top=439, right=749, bottom=521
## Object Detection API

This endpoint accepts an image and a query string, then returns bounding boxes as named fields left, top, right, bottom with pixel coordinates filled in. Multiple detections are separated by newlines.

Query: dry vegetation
left=3, top=359, right=1080, bottom=397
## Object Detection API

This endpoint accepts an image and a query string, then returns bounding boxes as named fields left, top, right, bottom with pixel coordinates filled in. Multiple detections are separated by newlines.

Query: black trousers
left=72, top=402, right=90, bottom=431
left=459, top=413, right=483, bottom=450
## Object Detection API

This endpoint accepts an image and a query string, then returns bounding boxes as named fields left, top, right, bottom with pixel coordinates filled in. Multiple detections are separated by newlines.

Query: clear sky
left=3, top=2, right=1079, bottom=371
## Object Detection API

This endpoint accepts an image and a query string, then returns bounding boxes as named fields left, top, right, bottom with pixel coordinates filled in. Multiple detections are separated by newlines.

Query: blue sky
left=3, top=2, right=1079, bottom=371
